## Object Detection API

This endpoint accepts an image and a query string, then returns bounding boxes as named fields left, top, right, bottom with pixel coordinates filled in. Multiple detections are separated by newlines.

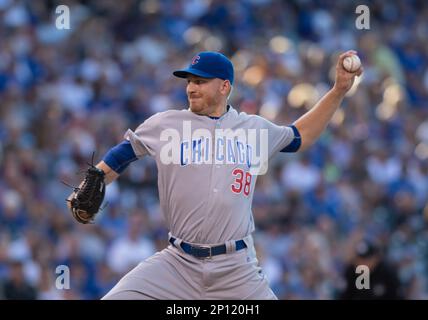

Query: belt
left=169, top=237, right=247, bottom=259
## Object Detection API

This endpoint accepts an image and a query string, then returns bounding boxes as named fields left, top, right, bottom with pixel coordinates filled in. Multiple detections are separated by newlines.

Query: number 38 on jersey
left=231, top=168, right=252, bottom=196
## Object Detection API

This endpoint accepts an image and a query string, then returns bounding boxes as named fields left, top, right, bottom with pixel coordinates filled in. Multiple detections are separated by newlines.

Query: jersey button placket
left=216, top=120, right=221, bottom=169
left=201, top=119, right=219, bottom=237
left=213, top=119, right=221, bottom=193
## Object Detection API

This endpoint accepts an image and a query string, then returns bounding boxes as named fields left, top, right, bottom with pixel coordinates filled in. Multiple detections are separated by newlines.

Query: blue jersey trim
left=280, top=125, right=301, bottom=153
left=103, top=140, right=138, bottom=174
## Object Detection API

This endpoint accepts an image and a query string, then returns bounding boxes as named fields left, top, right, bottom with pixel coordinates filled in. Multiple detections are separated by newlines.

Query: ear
left=221, top=80, right=231, bottom=96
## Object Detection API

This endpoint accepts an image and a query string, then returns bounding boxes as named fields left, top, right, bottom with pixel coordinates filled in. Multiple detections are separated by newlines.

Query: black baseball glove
left=67, top=165, right=106, bottom=224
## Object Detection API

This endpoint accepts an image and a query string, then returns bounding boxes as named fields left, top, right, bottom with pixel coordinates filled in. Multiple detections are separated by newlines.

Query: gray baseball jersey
left=103, top=105, right=296, bottom=300
left=124, top=105, right=295, bottom=244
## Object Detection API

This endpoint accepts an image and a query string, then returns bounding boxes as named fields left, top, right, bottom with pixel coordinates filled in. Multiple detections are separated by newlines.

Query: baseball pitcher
left=67, top=50, right=363, bottom=299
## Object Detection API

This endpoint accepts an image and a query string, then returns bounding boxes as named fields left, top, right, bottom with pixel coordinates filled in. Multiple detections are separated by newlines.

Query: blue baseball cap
left=173, top=51, right=234, bottom=85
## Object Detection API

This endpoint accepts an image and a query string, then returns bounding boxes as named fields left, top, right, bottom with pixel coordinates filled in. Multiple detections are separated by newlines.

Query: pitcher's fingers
left=338, top=50, right=358, bottom=64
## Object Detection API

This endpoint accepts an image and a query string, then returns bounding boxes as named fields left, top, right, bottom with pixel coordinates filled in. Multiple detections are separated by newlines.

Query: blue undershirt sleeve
left=280, top=125, right=301, bottom=153
left=102, top=140, right=138, bottom=174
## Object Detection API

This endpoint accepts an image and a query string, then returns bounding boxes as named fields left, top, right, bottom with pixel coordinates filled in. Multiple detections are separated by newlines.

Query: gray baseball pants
left=102, top=235, right=277, bottom=300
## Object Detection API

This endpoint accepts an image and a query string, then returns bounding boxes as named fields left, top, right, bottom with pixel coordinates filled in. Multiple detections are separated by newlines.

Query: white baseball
left=342, top=55, right=361, bottom=73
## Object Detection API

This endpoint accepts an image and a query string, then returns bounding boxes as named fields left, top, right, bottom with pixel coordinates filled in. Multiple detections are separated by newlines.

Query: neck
left=207, top=103, right=228, bottom=117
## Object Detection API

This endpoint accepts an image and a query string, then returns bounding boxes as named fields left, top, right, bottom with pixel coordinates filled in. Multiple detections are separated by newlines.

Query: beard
left=188, top=94, right=219, bottom=115
left=189, top=99, right=205, bottom=114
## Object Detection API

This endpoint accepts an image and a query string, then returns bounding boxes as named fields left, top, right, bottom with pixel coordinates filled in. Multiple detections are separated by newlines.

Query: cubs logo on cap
left=173, top=51, right=234, bottom=85
left=191, top=55, right=200, bottom=65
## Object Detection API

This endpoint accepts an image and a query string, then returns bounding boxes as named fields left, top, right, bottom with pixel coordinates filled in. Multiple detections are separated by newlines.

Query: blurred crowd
left=1, top=0, right=428, bottom=299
